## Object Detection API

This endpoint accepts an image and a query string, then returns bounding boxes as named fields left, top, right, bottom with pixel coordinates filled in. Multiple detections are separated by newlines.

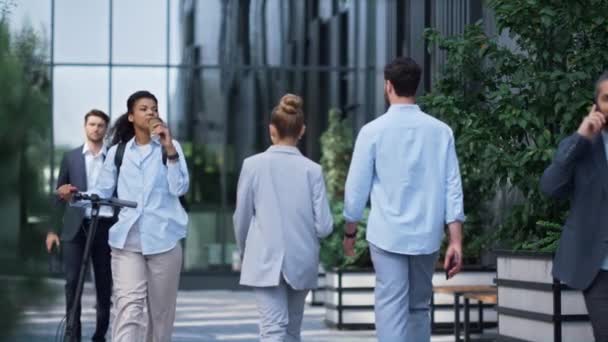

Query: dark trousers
left=584, top=270, right=608, bottom=342
left=63, top=218, right=113, bottom=342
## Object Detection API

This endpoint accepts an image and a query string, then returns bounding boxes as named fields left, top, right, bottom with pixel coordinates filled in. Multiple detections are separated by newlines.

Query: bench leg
left=464, top=298, right=471, bottom=342
left=431, top=293, right=435, bottom=332
left=478, top=299, right=484, bottom=333
left=454, top=293, right=461, bottom=342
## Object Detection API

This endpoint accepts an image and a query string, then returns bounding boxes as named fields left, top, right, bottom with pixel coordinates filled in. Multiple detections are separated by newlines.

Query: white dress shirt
left=83, top=143, right=113, bottom=218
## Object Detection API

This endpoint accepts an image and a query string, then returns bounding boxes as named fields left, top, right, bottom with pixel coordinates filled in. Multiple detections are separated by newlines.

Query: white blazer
left=233, top=145, right=333, bottom=290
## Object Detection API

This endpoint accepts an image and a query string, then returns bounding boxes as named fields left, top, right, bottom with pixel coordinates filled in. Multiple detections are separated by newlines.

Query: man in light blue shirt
left=343, top=57, right=465, bottom=342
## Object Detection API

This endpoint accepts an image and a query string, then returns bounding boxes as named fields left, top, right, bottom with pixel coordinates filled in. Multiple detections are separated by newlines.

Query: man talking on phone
left=342, top=57, right=465, bottom=342
left=540, top=71, right=608, bottom=341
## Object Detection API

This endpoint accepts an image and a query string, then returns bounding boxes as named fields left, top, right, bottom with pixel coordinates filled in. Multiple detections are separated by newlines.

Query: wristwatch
left=166, top=152, right=179, bottom=161
left=344, top=230, right=357, bottom=239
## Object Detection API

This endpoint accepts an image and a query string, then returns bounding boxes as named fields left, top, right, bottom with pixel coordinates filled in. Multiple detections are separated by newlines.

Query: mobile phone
left=595, top=99, right=605, bottom=114
left=592, top=99, right=607, bottom=130
left=445, top=255, right=453, bottom=280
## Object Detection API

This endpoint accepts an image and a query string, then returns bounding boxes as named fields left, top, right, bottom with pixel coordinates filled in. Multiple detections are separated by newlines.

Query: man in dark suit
left=46, top=109, right=115, bottom=342
left=540, top=71, right=608, bottom=342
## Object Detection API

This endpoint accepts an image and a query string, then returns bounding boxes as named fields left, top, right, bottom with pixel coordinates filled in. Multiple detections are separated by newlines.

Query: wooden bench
left=432, top=285, right=496, bottom=342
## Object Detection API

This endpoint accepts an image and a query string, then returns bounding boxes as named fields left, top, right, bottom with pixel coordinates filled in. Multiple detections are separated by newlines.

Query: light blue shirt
left=343, top=104, right=465, bottom=255
left=75, top=137, right=189, bottom=255
left=600, top=131, right=608, bottom=270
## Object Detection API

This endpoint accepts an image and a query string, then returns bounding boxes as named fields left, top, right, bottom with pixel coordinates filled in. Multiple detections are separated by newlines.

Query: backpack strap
left=111, top=142, right=127, bottom=217
left=161, top=146, right=167, bottom=166
left=114, top=142, right=127, bottom=179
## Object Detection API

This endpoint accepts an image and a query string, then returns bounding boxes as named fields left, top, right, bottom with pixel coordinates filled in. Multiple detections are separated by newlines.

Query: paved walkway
left=11, top=281, right=459, bottom=341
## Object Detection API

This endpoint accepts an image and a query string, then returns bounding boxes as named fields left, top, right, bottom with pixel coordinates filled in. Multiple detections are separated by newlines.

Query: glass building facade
left=9, top=0, right=499, bottom=276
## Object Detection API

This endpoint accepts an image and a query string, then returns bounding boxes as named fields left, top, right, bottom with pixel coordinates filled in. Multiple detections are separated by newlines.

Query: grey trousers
left=110, top=244, right=182, bottom=342
left=370, top=243, right=438, bottom=342
left=584, top=270, right=608, bottom=342
left=253, top=276, right=310, bottom=342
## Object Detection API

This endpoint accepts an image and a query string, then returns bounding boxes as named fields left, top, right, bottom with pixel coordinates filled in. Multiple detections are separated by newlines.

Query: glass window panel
left=7, top=0, right=52, bottom=61
left=53, top=66, right=109, bottom=150
left=184, top=211, right=220, bottom=271
left=173, top=67, right=225, bottom=207
left=167, top=67, right=185, bottom=134
left=54, top=0, right=109, bottom=63
left=193, top=0, right=222, bottom=65
left=112, top=0, right=167, bottom=64
left=174, top=66, right=236, bottom=271
left=319, top=0, right=336, bottom=20
left=264, top=0, right=283, bottom=66
left=111, top=67, right=167, bottom=121
left=169, top=0, right=183, bottom=65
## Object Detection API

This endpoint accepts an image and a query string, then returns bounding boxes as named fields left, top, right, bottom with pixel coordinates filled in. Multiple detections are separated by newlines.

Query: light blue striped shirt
left=343, top=104, right=465, bottom=255
left=74, top=137, right=189, bottom=255
left=600, top=131, right=608, bottom=270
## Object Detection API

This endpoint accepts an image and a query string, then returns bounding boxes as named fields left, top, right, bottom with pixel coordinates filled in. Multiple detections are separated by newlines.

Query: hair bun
left=279, top=94, right=302, bottom=115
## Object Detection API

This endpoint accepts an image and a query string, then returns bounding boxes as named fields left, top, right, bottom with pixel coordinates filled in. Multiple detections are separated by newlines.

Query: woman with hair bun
left=233, top=94, right=333, bottom=341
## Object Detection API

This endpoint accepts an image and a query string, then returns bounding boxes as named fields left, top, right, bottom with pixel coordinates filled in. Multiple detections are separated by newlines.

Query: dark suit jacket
left=540, top=133, right=608, bottom=290
left=52, top=145, right=88, bottom=242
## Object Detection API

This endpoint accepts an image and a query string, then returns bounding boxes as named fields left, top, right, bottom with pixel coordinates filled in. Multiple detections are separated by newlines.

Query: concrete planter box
left=324, top=268, right=375, bottom=329
left=496, top=251, right=593, bottom=342
left=324, top=267, right=496, bottom=330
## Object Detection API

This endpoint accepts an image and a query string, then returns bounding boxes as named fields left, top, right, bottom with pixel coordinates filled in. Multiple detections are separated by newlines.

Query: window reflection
left=8, top=0, right=52, bottom=61
left=110, top=67, right=167, bottom=120
left=53, top=66, right=109, bottom=149
left=112, top=0, right=166, bottom=64
left=54, top=0, right=109, bottom=63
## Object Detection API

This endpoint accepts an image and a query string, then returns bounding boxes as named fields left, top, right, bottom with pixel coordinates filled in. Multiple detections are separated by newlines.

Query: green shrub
left=319, top=109, right=371, bottom=269
left=420, top=0, right=608, bottom=253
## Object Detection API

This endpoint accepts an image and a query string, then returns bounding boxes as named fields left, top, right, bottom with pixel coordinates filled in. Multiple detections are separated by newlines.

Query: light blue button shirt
left=600, top=131, right=608, bottom=270
left=343, top=104, right=465, bottom=255
left=75, top=137, right=189, bottom=255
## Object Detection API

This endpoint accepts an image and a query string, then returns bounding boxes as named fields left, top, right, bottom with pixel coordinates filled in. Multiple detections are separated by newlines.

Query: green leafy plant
left=520, top=221, right=562, bottom=252
left=319, top=109, right=371, bottom=269
left=420, top=0, right=608, bottom=254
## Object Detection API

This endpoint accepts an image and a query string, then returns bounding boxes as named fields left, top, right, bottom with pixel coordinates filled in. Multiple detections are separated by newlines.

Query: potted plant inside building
left=420, top=0, right=607, bottom=339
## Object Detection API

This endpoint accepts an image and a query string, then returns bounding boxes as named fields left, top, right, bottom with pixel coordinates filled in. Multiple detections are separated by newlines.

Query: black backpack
left=114, top=142, right=189, bottom=212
